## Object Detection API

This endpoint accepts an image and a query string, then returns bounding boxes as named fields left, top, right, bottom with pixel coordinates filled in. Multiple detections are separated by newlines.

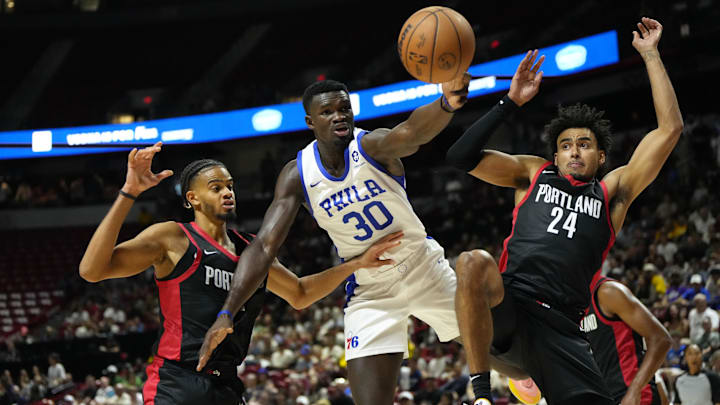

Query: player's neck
left=193, top=215, right=229, bottom=245
left=316, top=141, right=347, bottom=173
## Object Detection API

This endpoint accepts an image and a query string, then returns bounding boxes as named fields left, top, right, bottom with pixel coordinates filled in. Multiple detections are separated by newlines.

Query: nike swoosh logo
left=204, top=249, right=217, bottom=255
left=310, top=181, right=322, bottom=187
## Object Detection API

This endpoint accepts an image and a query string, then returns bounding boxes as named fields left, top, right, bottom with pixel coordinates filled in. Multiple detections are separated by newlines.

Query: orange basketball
left=397, top=6, right=475, bottom=83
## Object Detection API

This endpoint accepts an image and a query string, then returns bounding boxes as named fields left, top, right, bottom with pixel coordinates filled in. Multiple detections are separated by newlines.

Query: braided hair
left=179, top=159, right=226, bottom=208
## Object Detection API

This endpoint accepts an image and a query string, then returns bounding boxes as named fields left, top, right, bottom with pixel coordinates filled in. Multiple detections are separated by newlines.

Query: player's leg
left=347, top=353, right=404, bottom=405
left=454, top=249, right=505, bottom=402
left=344, top=271, right=408, bottom=405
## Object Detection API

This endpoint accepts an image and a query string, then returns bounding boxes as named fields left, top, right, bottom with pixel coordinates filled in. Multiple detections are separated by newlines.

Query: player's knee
left=456, top=249, right=494, bottom=283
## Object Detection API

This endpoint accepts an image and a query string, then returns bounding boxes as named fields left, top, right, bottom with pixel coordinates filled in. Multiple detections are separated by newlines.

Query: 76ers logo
left=346, top=335, right=359, bottom=350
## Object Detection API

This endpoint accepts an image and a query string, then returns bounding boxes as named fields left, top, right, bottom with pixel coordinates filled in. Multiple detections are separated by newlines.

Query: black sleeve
left=445, top=94, right=519, bottom=171
left=706, top=371, right=720, bottom=402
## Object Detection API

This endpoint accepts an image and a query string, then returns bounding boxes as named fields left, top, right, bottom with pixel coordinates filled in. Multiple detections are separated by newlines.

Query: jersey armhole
left=356, top=131, right=405, bottom=188
left=156, top=222, right=202, bottom=282
left=592, top=278, right=621, bottom=324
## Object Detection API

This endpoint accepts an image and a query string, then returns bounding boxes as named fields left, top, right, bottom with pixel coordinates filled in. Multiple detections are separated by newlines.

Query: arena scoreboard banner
left=0, top=31, right=618, bottom=160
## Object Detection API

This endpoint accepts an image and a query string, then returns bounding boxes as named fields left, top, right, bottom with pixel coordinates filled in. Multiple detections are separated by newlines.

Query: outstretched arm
left=268, top=231, right=403, bottom=309
left=597, top=281, right=672, bottom=405
left=605, top=18, right=683, bottom=230
left=196, top=160, right=303, bottom=371
left=446, top=50, right=547, bottom=188
left=361, top=73, right=470, bottom=162
left=79, top=142, right=175, bottom=282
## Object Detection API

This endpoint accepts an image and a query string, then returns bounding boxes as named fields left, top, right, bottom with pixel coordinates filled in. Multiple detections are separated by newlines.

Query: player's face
left=554, top=128, right=605, bottom=182
left=305, top=91, right=354, bottom=149
left=187, top=166, right=236, bottom=222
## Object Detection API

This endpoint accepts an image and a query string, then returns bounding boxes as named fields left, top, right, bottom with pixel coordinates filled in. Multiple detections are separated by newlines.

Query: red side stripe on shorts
left=143, top=357, right=164, bottom=404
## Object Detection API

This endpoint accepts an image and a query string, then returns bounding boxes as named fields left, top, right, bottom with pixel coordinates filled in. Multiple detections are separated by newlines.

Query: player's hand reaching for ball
left=121, top=141, right=173, bottom=197
left=196, top=315, right=234, bottom=372
left=632, top=17, right=663, bottom=54
left=441, top=72, right=471, bottom=111
left=353, top=231, right=404, bottom=269
left=508, top=49, right=544, bottom=107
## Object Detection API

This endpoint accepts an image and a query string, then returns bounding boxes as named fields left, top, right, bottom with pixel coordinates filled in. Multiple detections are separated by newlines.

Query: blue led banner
left=0, top=31, right=618, bottom=160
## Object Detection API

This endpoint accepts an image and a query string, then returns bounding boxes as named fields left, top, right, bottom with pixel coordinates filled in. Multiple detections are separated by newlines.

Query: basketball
left=397, top=6, right=475, bottom=83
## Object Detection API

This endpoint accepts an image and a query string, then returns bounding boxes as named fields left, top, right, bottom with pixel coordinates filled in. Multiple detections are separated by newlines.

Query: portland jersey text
left=500, top=163, right=615, bottom=319
left=153, top=222, right=266, bottom=369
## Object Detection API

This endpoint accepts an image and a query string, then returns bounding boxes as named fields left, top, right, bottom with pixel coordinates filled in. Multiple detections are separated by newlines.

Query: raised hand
left=508, top=49, right=545, bottom=107
left=354, top=231, right=404, bottom=268
left=122, top=141, right=173, bottom=196
left=442, top=72, right=471, bottom=111
left=632, top=17, right=663, bottom=54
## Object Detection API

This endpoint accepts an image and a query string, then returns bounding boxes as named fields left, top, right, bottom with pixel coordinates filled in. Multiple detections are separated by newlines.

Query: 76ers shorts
left=343, top=238, right=459, bottom=361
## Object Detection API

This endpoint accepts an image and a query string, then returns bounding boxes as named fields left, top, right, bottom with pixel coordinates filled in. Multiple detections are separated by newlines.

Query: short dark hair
left=179, top=159, right=226, bottom=207
left=302, top=80, right=349, bottom=114
left=542, top=103, right=613, bottom=157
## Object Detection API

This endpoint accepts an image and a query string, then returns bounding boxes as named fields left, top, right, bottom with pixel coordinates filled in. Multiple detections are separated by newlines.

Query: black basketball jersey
left=499, top=163, right=615, bottom=320
left=583, top=277, right=655, bottom=404
left=152, top=222, right=266, bottom=370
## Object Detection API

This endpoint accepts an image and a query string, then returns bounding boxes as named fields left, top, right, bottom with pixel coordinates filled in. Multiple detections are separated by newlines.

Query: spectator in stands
left=397, top=390, right=415, bottom=405
left=695, top=316, right=720, bottom=357
left=0, top=180, right=11, bottom=207
left=14, top=182, right=31, bottom=206
left=47, top=352, right=69, bottom=389
left=666, top=330, right=687, bottom=368
left=664, top=303, right=690, bottom=338
left=684, top=274, right=712, bottom=302
left=656, top=233, right=679, bottom=264
left=690, top=294, right=720, bottom=343
left=707, top=266, right=720, bottom=300
left=681, top=231, right=709, bottom=262
left=667, top=272, right=690, bottom=303
left=674, top=344, right=720, bottom=404
left=690, top=206, right=716, bottom=244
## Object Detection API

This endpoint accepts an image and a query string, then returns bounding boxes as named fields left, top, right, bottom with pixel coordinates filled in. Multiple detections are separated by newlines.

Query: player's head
left=684, top=344, right=702, bottom=373
left=303, top=80, right=354, bottom=148
left=543, top=103, right=613, bottom=181
left=180, top=159, right=236, bottom=222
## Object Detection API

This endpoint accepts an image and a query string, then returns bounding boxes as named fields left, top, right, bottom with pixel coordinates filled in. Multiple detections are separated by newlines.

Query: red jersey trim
left=230, top=229, right=252, bottom=246
left=154, top=223, right=203, bottom=360
left=498, top=161, right=552, bottom=272
left=591, top=279, right=653, bottom=405
left=142, top=357, right=164, bottom=404
left=588, top=181, right=616, bottom=294
left=190, top=221, right=239, bottom=262
left=563, top=174, right=589, bottom=187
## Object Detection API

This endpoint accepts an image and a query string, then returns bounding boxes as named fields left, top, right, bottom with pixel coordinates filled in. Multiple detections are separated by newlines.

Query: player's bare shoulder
left=144, top=220, right=188, bottom=255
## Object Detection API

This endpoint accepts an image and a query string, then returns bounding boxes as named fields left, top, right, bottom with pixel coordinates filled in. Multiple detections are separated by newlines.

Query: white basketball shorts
left=343, top=237, right=459, bottom=361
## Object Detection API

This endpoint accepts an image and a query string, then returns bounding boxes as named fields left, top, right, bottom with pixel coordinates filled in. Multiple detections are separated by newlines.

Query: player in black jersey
left=79, top=143, right=402, bottom=405
left=584, top=277, right=671, bottom=405
left=445, top=18, right=683, bottom=405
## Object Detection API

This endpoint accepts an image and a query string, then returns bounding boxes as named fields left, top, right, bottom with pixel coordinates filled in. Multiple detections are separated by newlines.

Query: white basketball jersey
left=296, top=129, right=427, bottom=264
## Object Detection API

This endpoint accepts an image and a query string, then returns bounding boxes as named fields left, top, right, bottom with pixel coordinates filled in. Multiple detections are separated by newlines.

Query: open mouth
left=333, top=124, right=350, bottom=137
left=222, top=201, right=235, bottom=210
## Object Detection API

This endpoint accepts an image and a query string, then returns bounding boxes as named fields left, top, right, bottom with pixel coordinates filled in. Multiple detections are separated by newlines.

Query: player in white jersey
left=195, top=74, right=470, bottom=404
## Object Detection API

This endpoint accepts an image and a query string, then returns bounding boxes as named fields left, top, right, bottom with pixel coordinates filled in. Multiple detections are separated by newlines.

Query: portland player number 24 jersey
left=500, top=163, right=615, bottom=318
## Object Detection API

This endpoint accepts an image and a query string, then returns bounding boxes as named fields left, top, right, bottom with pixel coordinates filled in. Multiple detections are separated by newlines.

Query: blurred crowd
left=1, top=112, right=720, bottom=404
left=0, top=174, right=121, bottom=210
